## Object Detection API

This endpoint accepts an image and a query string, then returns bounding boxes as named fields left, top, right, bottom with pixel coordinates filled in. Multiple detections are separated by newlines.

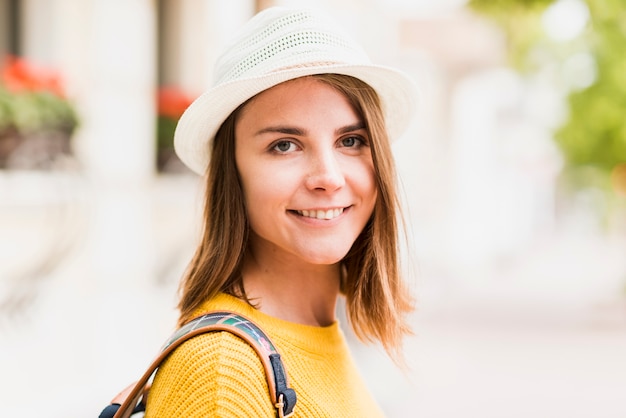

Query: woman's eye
left=272, top=140, right=297, bottom=153
left=340, top=136, right=363, bottom=148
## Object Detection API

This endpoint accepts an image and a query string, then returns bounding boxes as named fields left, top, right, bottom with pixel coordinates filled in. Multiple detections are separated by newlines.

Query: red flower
left=157, top=86, right=195, bottom=119
left=1, top=55, right=66, bottom=97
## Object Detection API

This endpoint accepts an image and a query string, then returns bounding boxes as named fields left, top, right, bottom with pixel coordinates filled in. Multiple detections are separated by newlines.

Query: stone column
left=79, top=0, right=157, bottom=183
left=162, top=0, right=255, bottom=95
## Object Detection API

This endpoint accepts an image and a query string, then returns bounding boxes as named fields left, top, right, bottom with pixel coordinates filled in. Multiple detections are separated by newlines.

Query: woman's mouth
left=294, top=208, right=345, bottom=220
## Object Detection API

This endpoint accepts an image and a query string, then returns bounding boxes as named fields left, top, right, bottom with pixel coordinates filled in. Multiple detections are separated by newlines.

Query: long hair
left=177, top=74, right=414, bottom=361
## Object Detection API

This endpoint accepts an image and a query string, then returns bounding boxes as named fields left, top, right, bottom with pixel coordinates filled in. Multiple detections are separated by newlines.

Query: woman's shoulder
left=145, top=331, right=274, bottom=417
left=164, top=329, right=266, bottom=373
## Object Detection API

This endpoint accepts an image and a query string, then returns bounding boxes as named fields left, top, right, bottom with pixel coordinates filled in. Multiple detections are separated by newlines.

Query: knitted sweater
left=145, top=293, right=385, bottom=417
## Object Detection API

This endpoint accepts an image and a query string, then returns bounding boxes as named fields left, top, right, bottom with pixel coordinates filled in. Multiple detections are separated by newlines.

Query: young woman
left=145, top=7, right=416, bottom=418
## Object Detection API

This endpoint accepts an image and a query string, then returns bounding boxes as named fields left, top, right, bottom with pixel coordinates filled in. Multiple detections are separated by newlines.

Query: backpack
left=98, top=311, right=297, bottom=418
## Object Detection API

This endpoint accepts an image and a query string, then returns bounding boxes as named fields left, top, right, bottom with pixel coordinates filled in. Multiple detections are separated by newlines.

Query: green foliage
left=0, top=89, right=12, bottom=130
left=470, top=0, right=626, bottom=193
left=156, top=114, right=182, bottom=171
left=157, top=115, right=177, bottom=151
left=554, top=0, right=626, bottom=181
left=469, top=0, right=554, bottom=69
left=0, top=88, right=78, bottom=135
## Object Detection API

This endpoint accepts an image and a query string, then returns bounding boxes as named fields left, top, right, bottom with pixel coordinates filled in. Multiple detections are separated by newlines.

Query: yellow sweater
left=145, top=293, right=385, bottom=417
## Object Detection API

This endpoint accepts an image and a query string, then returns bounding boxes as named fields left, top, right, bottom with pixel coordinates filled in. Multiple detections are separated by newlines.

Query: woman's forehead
left=238, top=76, right=359, bottom=121
left=235, top=77, right=362, bottom=135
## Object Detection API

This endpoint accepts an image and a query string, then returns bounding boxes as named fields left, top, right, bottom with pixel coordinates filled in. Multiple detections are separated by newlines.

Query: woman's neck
left=240, top=250, right=341, bottom=327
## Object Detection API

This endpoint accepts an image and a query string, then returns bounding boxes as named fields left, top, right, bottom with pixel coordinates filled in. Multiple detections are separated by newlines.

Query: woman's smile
left=292, top=207, right=346, bottom=220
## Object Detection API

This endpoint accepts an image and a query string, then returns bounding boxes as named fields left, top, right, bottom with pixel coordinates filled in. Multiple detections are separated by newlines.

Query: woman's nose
left=304, top=150, right=345, bottom=192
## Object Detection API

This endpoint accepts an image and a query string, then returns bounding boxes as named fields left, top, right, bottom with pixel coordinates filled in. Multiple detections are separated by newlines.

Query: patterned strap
left=165, top=311, right=279, bottom=352
left=103, top=311, right=297, bottom=418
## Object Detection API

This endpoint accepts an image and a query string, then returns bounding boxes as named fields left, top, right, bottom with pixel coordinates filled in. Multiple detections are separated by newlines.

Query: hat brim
left=174, top=63, right=417, bottom=175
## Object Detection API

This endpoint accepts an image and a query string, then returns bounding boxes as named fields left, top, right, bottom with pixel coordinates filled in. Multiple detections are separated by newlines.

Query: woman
left=146, top=6, right=416, bottom=418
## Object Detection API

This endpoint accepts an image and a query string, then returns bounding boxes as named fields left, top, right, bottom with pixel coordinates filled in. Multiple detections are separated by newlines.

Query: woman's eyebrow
left=254, top=121, right=365, bottom=137
left=255, top=125, right=306, bottom=136
left=336, top=122, right=366, bottom=135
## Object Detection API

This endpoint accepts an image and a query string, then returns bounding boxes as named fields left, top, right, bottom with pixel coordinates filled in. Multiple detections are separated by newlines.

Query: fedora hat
left=174, top=6, right=418, bottom=175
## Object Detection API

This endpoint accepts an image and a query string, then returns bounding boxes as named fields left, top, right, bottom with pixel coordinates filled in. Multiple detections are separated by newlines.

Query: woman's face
left=234, top=77, right=377, bottom=266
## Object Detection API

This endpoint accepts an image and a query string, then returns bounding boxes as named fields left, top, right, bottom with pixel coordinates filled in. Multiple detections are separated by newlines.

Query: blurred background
left=1, top=0, right=625, bottom=417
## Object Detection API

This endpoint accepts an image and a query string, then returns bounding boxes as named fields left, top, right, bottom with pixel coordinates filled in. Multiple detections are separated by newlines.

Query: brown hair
left=177, top=74, right=414, bottom=360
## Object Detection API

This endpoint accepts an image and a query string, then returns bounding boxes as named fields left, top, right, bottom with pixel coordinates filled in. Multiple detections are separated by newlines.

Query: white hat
left=174, top=6, right=418, bottom=175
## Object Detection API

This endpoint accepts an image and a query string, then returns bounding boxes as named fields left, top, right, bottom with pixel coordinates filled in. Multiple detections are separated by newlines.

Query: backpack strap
left=100, top=311, right=297, bottom=418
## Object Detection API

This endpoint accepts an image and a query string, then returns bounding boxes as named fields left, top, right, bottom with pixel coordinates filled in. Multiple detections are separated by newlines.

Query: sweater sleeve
left=144, top=331, right=276, bottom=418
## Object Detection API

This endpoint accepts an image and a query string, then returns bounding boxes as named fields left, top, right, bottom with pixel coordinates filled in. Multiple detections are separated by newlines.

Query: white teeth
left=297, top=208, right=344, bottom=220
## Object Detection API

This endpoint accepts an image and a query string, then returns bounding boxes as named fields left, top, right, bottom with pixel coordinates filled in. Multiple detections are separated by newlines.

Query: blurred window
left=0, top=0, right=21, bottom=56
